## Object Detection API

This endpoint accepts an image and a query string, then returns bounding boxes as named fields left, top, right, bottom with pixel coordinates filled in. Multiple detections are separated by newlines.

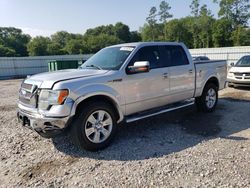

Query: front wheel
left=70, top=101, right=117, bottom=151
left=195, top=83, right=218, bottom=112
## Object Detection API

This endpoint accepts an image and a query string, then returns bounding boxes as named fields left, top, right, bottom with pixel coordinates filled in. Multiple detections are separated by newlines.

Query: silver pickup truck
left=17, top=42, right=227, bottom=151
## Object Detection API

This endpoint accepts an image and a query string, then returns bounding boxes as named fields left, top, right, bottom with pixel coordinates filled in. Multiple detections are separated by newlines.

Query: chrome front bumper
left=227, top=78, right=250, bottom=87
left=17, top=101, right=73, bottom=135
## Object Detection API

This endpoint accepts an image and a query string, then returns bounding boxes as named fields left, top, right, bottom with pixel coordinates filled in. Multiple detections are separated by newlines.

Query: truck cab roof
left=109, top=42, right=184, bottom=48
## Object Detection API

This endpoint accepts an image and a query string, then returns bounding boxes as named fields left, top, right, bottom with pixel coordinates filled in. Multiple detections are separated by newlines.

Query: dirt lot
left=0, top=79, right=249, bottom=188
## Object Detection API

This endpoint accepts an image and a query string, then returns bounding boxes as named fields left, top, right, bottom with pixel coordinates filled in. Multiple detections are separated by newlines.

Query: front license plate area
left=18, top=113, right=30, bottom=127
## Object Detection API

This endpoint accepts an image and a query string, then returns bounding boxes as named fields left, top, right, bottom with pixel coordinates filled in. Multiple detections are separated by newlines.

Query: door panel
left=169, top=65, right=195, bottom=102
left=123, top=46, right=170, bottom=115
left=161, top=45, right=195, bottom=102
left=123, top=68, right=169, bottom=115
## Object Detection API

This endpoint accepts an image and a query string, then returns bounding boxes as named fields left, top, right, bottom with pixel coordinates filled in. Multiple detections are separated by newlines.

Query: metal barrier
left=0, top=54, right=92, bottom=79
left=190, top=46, right=250, bottom=64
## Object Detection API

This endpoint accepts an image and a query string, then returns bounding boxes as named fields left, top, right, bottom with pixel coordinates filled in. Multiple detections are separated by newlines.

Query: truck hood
left=26, top=69, right=109, bottom=88
left=229, top=66, right=250, bottom=73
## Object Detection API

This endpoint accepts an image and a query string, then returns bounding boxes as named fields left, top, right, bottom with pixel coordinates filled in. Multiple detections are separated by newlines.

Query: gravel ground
left=0, top=79, right=249, bottom=188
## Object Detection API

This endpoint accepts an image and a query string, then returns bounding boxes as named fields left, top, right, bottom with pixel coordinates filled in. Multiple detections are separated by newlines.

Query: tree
left=27, top=36, right=50, bottom=56
left=190, top=0, right=200, bottom=17
left=86, top=34, right=121, bottom=53
left=198, top=5, right=215, bottom=48
left=164, top=18, right=194, bottom=48
left=189, top=2, right=215, bottom=48
left=159, top=1, right=173, bottom=40
left=47, top=42, right=66, bottom=55
left=51, top=31, right=73, bottom=47
left=232, top=26, right=250, bottom=46
left=85, top=24, right=115, bottom=37
left=64, top=39, right=87, bottom=54
left=212, top=18, right=233, bottom=47
left=214, top=0, right=250, bottom=28
left=146, top=7, right=158, bottom=40
left=0, top=45, right=16, bottom=57
left=114, top=22, right=131, bottom=42
left=83, top=22, right=136, bottom=43
left=189, top=0, right=201, bottom=48
left=0, top=27, right=31, bottom=57
left=130, top=31, right=142, bottom=42
left=50, top=31, right=83, bottom=55
left=159, top=1, right=173, bottom=23
left=140, top=23, right=164, bottom=41
left=165, top=20, right=186, bottom=41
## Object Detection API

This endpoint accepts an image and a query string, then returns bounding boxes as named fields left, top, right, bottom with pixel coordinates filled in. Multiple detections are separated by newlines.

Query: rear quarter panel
left=194, top=60, right=227, bottom=97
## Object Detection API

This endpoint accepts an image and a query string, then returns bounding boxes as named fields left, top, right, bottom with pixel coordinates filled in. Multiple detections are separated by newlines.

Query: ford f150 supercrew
left=17, top=42, right=227, bottom=151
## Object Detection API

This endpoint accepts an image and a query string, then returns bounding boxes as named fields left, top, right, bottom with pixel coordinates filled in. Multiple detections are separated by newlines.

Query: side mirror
left=230, top=62, right=235, bottom=67
left=127, top=61, right=150, bottom=74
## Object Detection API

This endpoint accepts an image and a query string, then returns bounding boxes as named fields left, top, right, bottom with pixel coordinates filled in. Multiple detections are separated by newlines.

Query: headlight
left=38, top=89, right=69, bottom=110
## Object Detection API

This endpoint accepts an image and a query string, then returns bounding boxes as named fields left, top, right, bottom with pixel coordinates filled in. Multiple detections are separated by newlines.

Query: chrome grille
left=234, top=73, right=243, bottom=76
left=19, top=82, right=38, bottom=108
left=234, top=73, right=250, bottom=80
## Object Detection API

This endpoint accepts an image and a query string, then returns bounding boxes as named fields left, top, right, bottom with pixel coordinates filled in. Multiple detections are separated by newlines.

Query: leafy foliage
left=159, top=1, right=173, bottom=23
left=190, top=0, right=200, bottom=17
left=212, top=18, right=233, bottom=47
left=0, top=0, right=250, bottom=57
left=232, top=26, right=250, bottom=46
left=0, top=27, right=31, bottom=57
left=165, top=18, right=193, bottom=48
left=27, top=36, right=50, bottom=56
left=140, top=0, right=250, bottom=48
left=0, top=45, right=16, bottom=57
left=25, top=23, right=141, bottom=56
left=146, top=7, right=158, bottom=41
left=214, top=0, right=250, bottom=28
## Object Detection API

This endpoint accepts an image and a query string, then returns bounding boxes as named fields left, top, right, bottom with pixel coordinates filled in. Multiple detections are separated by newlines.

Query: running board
left=126, top=99, right=195, bottom=123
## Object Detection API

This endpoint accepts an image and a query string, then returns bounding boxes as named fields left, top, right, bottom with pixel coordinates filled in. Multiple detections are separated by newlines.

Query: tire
left=195, top=83, right=218, bottom=113
left=70, top=101, right=117, bottom=151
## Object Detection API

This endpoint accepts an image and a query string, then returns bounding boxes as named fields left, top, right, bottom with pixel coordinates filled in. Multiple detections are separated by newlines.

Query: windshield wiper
left=86, top=65, right=103, bottom=70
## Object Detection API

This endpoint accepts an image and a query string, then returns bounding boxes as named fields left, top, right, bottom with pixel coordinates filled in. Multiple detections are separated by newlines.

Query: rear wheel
left=196, top=83, right=218, bottom=112
left=70, top=101, right=117, bottom=151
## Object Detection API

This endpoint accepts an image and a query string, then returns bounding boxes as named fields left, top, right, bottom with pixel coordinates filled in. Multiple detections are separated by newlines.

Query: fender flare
left=201, top=75, right=219, bottom=94
left=70, top=90, right=125, bottom=123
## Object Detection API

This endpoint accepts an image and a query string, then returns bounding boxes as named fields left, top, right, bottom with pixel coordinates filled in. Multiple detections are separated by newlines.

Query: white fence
left=190, top=46, right=250, bottom=65
left=0, top=46, right=250, bottom=79
left=0, top=54, right=91, bottom=79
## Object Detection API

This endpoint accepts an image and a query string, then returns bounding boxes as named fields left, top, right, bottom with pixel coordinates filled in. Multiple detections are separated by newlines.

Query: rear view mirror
left=127, top=61, right=150, bottom=74
left=230, top=62, right=235, bottom=67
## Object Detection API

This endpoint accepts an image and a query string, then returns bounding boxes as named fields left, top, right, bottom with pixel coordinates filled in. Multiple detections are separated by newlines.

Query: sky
left=0, top=0, right=219, bottom=37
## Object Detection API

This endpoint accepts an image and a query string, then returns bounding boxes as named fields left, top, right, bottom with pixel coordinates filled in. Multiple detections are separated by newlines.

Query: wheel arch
left=201, top=76, right=219, bottom=94
left=205, top=76, right=219, bottom=89
left=71, top=93, right=124, bottom=123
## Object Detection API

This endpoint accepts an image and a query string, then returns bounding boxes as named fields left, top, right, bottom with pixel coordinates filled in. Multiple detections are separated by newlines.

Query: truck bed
left=194, top=60, right=227, bottom=97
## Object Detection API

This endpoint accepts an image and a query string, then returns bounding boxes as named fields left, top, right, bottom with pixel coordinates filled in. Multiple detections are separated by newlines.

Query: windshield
left=80, top=46, right=135, bottom=70
left=235, top=56, right=250, bottom=67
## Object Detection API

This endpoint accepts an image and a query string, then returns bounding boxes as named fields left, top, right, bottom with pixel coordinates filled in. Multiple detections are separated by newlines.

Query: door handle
left=163, top=73, right=168, bottom=79
left=189, top=69, right=193, bottom=74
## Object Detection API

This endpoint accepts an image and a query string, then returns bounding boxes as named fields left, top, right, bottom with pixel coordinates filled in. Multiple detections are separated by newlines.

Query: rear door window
left=160, top=45, right=189, bottom=67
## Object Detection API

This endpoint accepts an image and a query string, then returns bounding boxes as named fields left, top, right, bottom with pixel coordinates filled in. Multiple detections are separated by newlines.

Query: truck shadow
left=52, top=98, right=250, bottom=161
